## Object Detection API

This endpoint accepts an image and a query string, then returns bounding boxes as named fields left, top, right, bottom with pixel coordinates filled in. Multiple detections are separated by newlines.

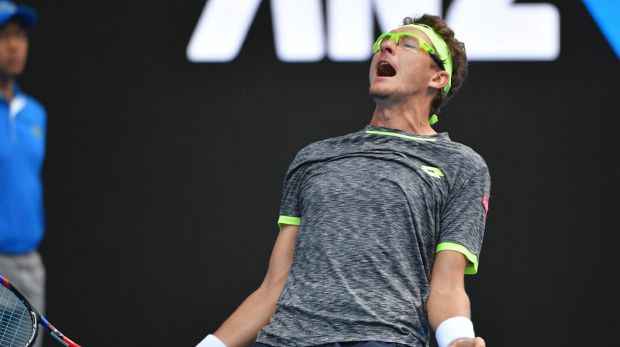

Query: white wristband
left=435, top=316, right=475, bottom=347
left=196, top=334, right=227, bottom=347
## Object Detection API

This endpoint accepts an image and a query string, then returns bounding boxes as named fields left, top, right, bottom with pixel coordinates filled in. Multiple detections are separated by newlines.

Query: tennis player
left=198, top=14, right=490, bottom=347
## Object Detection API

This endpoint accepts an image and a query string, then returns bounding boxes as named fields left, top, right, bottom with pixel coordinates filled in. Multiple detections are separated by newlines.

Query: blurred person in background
left=0, top=2, right=46, bottom=347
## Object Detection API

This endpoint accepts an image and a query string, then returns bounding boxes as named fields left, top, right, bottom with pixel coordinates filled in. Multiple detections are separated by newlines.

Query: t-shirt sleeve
left=437, top=166, right=491, bottom=274
left=277, top=153, right=307, bottom=228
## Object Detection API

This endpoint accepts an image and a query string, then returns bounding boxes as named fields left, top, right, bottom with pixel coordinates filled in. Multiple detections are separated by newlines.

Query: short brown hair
left=403, top=15, right=468, bottom=116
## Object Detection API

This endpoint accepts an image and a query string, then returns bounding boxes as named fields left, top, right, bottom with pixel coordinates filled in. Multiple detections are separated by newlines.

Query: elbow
left=427, top=286, right=469, bottom=310
left=426, top=287, right=471, bottom=329
left=429, top=283, right=467, bottom=298
left=254, top=276, right=287, bottom=303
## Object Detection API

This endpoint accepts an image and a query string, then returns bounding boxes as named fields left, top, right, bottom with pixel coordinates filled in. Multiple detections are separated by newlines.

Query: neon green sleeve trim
left=277, top=215, right=301, bottom=228
left=436, top=242, right=479, bottom=275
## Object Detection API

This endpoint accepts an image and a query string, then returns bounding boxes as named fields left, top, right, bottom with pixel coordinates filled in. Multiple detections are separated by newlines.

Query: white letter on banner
left=328, top=0, right=441, bottom=61
left=186, top=0, right=262, bottom=62
left=272, top=0, right=325, bottom=62
left=327, top=0, right=373, bottom=61
left=373, top=0, right=441, bottom=32
left=446, top=0, right=560, bottom=60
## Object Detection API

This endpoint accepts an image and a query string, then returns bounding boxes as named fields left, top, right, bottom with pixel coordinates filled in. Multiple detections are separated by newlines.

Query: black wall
left=15, top=0, right=620, bottom=346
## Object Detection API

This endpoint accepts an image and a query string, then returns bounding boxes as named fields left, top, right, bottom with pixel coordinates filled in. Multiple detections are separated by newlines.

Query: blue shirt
left=0, top=85, right=46, bottom=253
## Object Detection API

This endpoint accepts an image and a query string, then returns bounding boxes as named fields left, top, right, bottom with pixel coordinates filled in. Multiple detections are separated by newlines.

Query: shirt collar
left=365, top=125, right=450, bottom=142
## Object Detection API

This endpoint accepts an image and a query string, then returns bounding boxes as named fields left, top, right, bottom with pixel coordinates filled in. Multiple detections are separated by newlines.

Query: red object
left=1, top=276, right=10, bottom=288
left=482, top=193, right=490, bottom=216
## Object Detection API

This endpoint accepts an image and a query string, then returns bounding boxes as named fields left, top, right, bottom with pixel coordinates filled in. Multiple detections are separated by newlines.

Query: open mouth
left=377, top=61, right=396, bottom=77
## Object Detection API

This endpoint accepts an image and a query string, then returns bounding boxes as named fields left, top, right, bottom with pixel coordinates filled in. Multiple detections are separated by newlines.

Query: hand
left=448, top=337, right=486, bottom=347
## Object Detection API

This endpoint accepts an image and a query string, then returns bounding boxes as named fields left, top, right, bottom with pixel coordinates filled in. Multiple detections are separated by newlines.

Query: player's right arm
left=205, top=224, right=299, bottom=347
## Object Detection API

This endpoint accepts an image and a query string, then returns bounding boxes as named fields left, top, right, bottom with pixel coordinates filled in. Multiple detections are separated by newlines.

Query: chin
left=369, top=85, right=393, bottom=99
left=370, top=76, right=402, bottom=97
left=1, top=67, right=24, bottom=77
left=369, top=90, right=389, bottom=99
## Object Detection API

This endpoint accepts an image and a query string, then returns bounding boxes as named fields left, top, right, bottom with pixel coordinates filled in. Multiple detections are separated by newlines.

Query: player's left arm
left=427, top=250, right=485, bottom=347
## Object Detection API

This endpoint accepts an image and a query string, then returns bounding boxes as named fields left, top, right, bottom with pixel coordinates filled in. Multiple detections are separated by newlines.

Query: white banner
left=187, top=0, right=560, bottom=62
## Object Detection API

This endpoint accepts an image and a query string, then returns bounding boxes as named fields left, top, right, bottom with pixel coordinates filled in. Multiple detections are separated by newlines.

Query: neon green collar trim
left=400, top=24, right=453, bottom=95
left=365, top=130, right=437, bottom=142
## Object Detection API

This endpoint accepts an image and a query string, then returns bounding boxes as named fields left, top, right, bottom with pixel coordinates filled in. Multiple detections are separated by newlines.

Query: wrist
left=435, top=316, right=475, bottom=347
left=196, top=334, right=227, bottom=347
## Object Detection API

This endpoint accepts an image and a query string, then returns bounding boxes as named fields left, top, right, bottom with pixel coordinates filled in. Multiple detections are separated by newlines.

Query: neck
left=0, top=76, right=15, bottom=100
left=369, top=97, right=436, bottom=135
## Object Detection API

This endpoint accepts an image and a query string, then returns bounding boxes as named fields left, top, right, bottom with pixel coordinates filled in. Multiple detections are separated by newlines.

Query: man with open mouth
left=199, top=14, right=490, bottom=347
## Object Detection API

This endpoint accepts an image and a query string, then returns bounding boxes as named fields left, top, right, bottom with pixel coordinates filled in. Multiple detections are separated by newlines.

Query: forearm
left=213, top=286, right=281, bottom=347
left=427, top=286, right=471, bottom=331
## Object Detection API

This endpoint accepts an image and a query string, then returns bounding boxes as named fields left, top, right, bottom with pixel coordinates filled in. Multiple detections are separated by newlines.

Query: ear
left=428, top=70, right=450, bottom=91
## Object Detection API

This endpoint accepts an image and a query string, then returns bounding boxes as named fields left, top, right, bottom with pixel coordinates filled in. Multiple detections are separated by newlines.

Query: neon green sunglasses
left=373, top=32, right=445, bottom=70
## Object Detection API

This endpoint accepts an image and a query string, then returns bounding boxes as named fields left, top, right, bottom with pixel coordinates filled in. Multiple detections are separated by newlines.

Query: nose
left=380, top=39, right=396, bottom=55
left=4, top=35, right=23, bottom=51
left=6, top=36, right=20, bottom=49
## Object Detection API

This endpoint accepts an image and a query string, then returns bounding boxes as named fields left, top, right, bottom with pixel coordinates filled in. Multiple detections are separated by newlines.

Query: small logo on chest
left=420, top=165, right=444, bottom=178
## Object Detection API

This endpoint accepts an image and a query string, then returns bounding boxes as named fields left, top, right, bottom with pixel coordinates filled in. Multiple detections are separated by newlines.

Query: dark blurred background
left=14, top=0, right=620, bottom=346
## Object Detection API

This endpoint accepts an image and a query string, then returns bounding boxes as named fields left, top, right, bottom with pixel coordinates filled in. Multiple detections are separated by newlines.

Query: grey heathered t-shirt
left=256, top=126, right=491, bottom=347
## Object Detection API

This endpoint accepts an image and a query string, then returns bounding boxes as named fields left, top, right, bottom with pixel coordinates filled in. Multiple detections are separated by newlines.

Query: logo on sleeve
left=482, top=193, right=490, bottom=216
